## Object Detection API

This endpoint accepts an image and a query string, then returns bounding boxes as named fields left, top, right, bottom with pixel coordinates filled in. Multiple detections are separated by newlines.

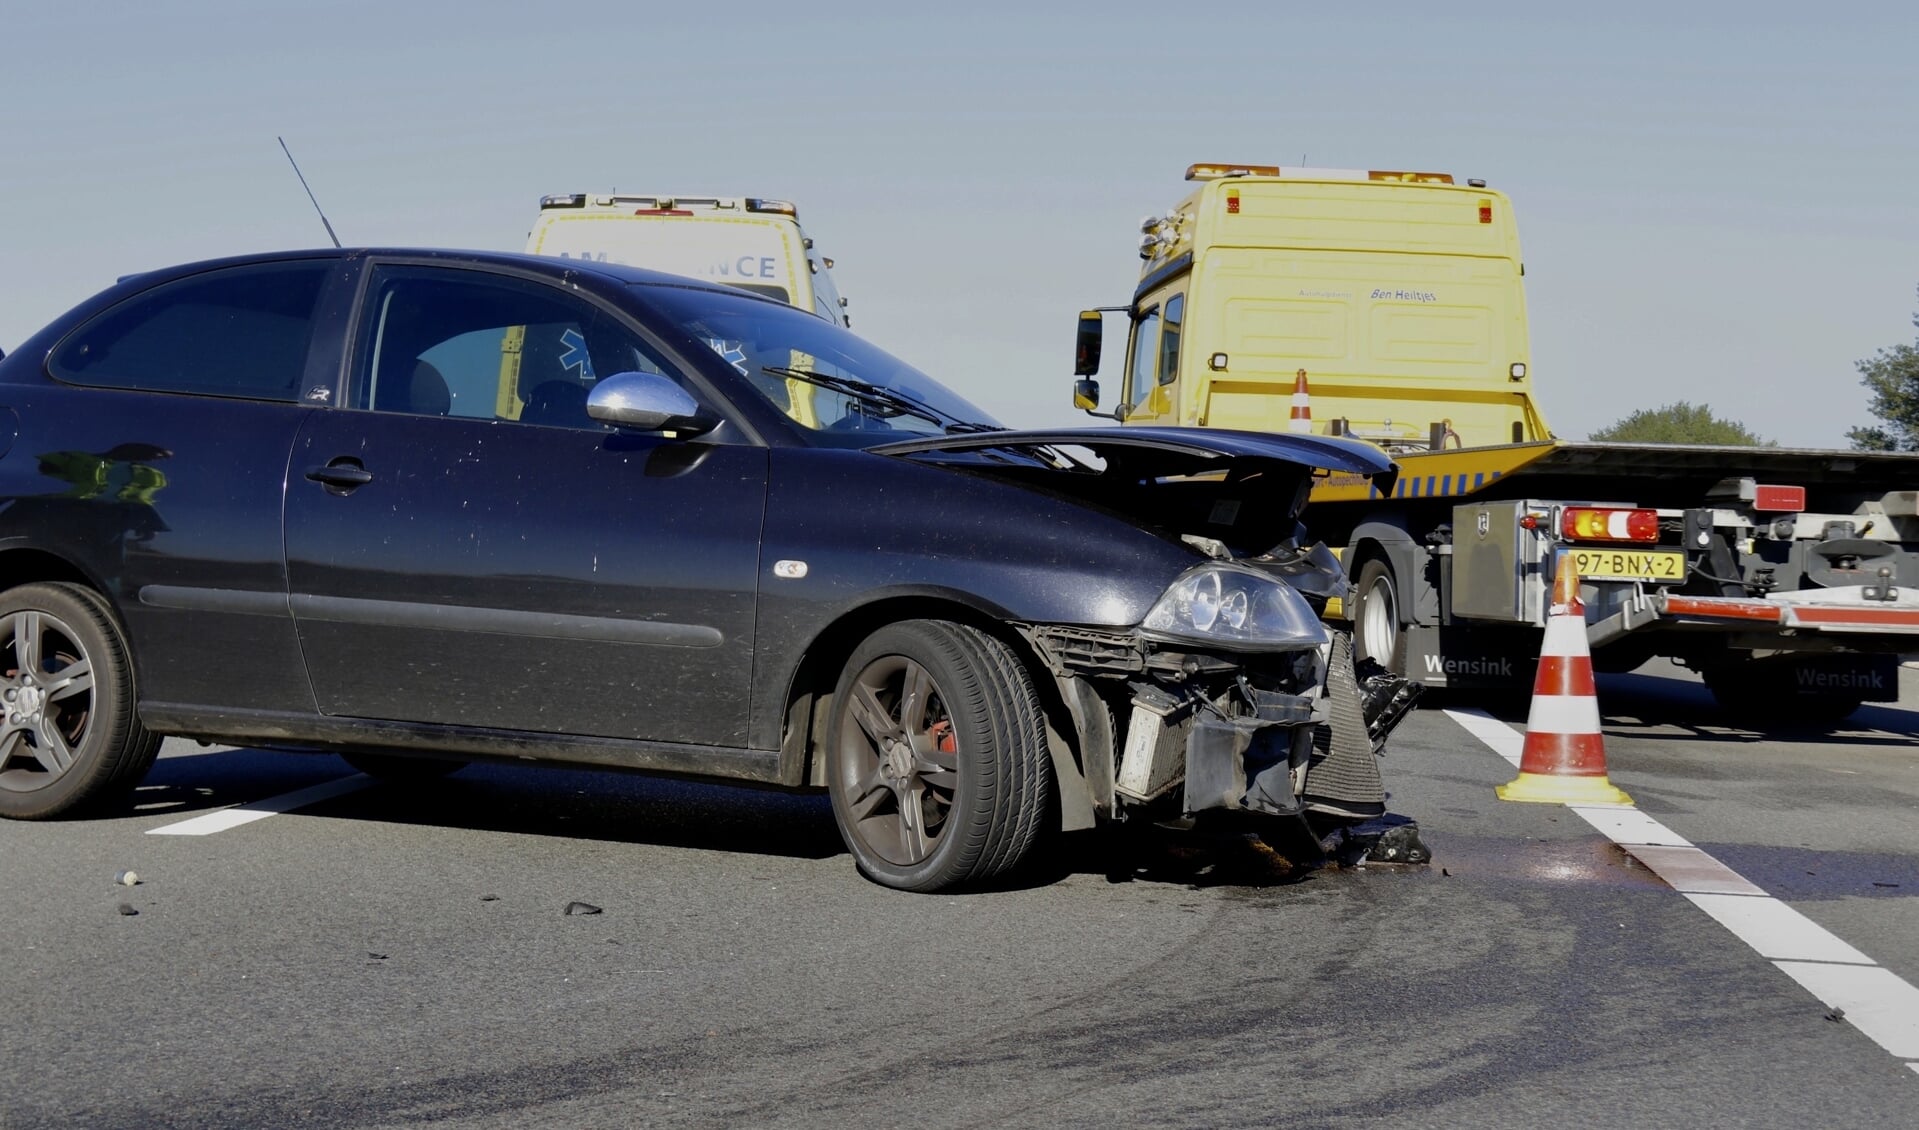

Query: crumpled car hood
left=869, top=426, right=1398, bottom=558
left=870, top=426, right=1397, bottom=484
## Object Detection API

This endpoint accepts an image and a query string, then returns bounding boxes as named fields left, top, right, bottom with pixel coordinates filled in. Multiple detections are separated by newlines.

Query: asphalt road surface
left=4, top=661, right=1916, bottom=1128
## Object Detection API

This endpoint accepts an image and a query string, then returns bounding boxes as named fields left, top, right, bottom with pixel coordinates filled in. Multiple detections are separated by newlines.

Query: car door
left=282, top=263, right=767, bottom=748
left=29, top=258, right=343, bottom=717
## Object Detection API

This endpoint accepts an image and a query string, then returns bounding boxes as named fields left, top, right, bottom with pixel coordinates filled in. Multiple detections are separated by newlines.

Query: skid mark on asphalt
left=1443, top=706, right=1919, bottom=1071
left=145, top=774, right=372, bottom=836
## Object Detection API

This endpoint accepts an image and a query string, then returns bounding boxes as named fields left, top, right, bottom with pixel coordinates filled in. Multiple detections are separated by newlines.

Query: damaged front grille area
left=1021, top=621, right=1422, bottom=828
left=1027, top=625, right=1146, bottom=677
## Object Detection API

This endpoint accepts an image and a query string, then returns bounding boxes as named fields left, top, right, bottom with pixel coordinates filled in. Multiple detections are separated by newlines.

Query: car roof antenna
left=277, top=136, right=341, bottom=249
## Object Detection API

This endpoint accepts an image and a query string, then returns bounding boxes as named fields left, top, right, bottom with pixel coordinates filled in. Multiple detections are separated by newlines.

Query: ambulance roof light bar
left=1185, top=163, right=1281, bottom=180
left=1184, top=164, right=1456, bottom=185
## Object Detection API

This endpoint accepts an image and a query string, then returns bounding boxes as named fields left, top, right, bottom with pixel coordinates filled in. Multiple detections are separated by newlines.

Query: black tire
left=0, top=582, right=161, bottom=819
left=340, top=752, right=468, bottom=781
left=1351, top=558, right=1406, bottom=674
left=1701, top=662, right=1862, bottom=728
left=826, top=620, right=1052, bottom=892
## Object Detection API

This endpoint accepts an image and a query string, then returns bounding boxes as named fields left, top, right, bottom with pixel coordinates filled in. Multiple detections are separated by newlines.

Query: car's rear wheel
left=826, top=620, right=1052, bottom=892
left=0, top=583, right=160, bottom=819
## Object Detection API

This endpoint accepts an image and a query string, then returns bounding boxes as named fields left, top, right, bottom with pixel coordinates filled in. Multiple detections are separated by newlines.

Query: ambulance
left=1070, top=162, right=1919, bottom=727
left=526, top=193, right=849, bottom=326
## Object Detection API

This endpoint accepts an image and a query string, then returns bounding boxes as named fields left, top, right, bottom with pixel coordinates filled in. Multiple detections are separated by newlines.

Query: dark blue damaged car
left=0, top=248, right=1412, bottom=891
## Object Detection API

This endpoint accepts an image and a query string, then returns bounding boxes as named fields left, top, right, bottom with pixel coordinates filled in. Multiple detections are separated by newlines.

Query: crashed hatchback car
left=0, top=248, right=1408, bottom=891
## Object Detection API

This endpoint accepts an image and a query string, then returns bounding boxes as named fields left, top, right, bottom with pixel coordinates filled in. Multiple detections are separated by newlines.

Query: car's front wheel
left=0, top=583, right=160, bottom=819
left=826, top=620, right=1052, bottom=892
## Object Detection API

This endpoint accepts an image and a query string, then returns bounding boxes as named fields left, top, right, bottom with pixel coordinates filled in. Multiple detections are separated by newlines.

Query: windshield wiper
left=761, top=366, right=1001, bottom=434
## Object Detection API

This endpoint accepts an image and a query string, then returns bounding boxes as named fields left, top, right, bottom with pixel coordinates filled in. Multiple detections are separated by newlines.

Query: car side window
left=48, top=263, right=328, bottom=402
left=352, top=267, right=697, bottom=429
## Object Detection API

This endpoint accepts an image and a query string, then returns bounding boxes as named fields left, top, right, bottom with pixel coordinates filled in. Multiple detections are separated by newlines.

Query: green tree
left=1589, top=401, right=1772, bottom=445
left=1848, top=287, right=1919, bottom=451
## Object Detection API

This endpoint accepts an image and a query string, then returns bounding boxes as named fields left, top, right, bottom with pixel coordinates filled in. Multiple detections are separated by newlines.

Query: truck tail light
left=1561, top=507, right=1658, bottom=543
left=1752, top=484, right=1806, bottom=512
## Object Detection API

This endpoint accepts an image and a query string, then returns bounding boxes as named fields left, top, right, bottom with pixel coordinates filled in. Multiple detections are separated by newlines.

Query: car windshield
left=634, top=283, right=1000, bottom=444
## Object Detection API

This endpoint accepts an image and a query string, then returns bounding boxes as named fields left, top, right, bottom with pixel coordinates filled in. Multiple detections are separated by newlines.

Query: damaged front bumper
left=1023, top=625, right=1422, bottom=827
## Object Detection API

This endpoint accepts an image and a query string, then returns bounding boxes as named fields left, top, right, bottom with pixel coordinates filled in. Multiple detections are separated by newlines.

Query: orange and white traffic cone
left=1495, top=556, right=1633, bottom=805
left=1288, top=368, right=1312, bottom=434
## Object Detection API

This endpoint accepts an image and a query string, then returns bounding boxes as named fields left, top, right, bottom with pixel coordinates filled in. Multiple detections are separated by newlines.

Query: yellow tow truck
left=1071, top=163, right=1919, bottom=725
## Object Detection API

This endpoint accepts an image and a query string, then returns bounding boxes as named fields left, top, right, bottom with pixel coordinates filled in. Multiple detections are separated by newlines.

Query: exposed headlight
left=1140, top=563, right=1331, bottom=651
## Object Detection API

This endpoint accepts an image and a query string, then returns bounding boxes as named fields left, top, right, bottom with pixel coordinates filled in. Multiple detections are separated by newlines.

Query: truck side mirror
left=1073, top=311, right=1104, bottom=377
left=1072, top=378, right=1101, bottom=411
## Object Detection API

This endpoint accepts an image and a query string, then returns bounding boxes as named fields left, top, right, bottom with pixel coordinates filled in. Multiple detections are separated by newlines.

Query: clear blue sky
left=4, top=1, right=1915, bottom=446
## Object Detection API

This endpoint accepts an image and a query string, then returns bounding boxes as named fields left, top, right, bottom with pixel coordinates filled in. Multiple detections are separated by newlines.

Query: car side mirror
left=1073, top=310, right=1104, bottom=377
left=587, top=372, right=718, bottom=436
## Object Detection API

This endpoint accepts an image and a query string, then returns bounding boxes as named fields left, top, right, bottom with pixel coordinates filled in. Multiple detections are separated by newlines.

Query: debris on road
left=116, top=903, right=138, bottom=916
left=564, top=901, right=602, bottom=916
left=115, top=870, right=140, bottom=886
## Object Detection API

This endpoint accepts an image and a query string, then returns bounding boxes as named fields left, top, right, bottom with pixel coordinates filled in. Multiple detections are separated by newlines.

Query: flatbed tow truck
left=1072, top=162, right=1919, bottom=725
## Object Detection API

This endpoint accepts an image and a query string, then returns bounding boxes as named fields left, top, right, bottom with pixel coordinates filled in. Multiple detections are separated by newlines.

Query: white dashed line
left=146, top=774, right=372, bottom=836
left=1442, top=706, right=1919, bottom=1075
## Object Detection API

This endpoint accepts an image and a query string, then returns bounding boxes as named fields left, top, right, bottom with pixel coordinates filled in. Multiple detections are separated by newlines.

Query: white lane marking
left=1625, top=845, right=1767, bottom=896
left=1442, top=706, right=1919, bottom=1073
left=1567, top=804, right=1693, bottom=847
left=1444, top=708, right=1525, bottom=766
left=1682, top=894, right=1875, bottom=964
left=147, top=774, right=372, bottom=836
left=1772, top=963, right=1919, bottom=1060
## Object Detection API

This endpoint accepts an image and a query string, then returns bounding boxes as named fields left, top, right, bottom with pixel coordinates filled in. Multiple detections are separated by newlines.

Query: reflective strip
left=1538, top=614, right=1589, bottom=658
left=1523, top=692, right=1603, bottom=736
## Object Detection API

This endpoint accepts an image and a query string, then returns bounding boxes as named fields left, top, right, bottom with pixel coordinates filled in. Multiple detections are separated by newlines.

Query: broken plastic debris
left=480, top=894, right=499, bottom=901
left=1826, top=1007, right=1846, bottom=1022
left=115, top=870, right=140, bottom=886
left=564, top=901, right=603, bottom=916
left=367, top=952, right=388, bottom=961
left=117, top=903, right=138, bottom=916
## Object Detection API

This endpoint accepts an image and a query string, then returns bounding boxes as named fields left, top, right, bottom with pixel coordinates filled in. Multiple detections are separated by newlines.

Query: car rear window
left=49, top=263, right=327, bottom=402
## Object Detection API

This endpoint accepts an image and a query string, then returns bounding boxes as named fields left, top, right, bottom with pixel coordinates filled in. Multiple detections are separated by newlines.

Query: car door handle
left=307, top=459, right=374, bottom=493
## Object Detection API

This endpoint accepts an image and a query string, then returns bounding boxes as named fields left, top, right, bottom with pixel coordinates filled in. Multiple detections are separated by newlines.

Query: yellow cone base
left=1496, top=771, right=1632, bottom=806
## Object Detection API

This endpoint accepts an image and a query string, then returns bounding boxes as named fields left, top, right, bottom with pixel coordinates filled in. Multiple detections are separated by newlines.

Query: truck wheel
left=826, top=620, right=1052, bottom=892
left=0, top=583, right=161, bottom=819
left=1701, top=663, right=1862, bottom=728
left=1351, top=559, right=1406, bottom=673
